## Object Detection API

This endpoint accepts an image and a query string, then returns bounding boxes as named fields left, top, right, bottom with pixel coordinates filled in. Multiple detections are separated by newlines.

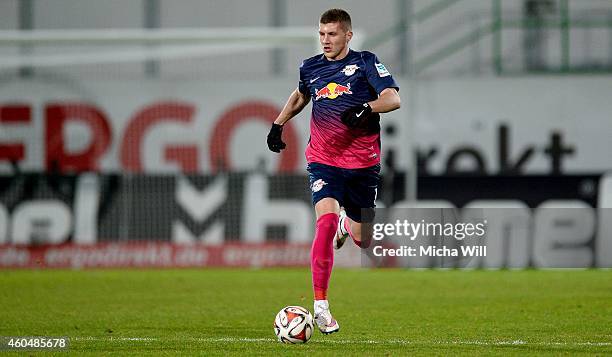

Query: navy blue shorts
left=307, top=162, right=380, bottom=223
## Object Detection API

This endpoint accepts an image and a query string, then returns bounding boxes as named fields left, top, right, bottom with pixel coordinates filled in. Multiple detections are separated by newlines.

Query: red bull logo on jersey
left=314, top=83, right=352, bottom=101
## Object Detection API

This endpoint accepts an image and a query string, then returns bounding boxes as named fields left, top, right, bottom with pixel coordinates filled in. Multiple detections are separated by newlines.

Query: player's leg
left=312, top=197, right=340, bottom=302
left=338, top=164, right=380, bottom=249
left=339, top=213, right=374, bottom=248
left=307, top=163, right=342, bottom=334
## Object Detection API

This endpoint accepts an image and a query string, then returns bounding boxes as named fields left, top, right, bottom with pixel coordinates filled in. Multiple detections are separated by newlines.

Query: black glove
left=267, top=123, right=286, bottom=153
left=341, top=103, right=374, bottom=128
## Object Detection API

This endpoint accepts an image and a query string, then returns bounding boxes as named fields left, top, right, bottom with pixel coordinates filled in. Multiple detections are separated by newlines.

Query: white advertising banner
left=413, top=77, right=612, bottom=175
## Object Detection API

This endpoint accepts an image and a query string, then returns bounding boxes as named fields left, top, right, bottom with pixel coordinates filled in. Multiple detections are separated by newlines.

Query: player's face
left=319, top=22, right=352, bottom=61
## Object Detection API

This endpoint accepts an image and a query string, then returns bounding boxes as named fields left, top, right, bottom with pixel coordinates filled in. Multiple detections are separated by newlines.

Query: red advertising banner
left=0, top=243, right=311, bottom=269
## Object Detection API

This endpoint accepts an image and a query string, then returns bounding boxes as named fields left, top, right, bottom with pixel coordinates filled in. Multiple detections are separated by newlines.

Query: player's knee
left=315, top=198, right=340, bottom=217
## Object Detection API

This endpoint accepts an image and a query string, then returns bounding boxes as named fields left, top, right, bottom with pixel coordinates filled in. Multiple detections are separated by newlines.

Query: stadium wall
left=1, top=77, right=611, bottom=268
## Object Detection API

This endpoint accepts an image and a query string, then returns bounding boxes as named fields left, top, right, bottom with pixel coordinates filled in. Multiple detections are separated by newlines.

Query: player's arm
left=368, top=87, right=400, bottom=113
left=267, top=88, right=310, bottom=153
left=341, top=88, right=400, bottom=128
left=274, top=88, right=310, bottom=126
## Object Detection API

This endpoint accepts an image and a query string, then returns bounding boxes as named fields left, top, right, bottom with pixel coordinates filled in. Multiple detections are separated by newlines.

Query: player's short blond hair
left=320, top=8, right=352, bottom=32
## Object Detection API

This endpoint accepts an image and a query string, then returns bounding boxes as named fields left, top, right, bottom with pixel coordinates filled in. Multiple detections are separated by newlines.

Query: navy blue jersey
left=297, top=49, right=399, bottom=168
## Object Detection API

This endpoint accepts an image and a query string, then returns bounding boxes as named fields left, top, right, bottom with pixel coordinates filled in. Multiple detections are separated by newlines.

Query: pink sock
left=344, top=218, right=353, bottom=239
left=342, top=214, right=360, bottom=246
left=311, top=212, right=338, bottom=300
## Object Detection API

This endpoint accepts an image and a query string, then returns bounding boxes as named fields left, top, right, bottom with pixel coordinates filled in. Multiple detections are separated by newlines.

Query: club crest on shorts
left=311, top=179, right=327, bottom=192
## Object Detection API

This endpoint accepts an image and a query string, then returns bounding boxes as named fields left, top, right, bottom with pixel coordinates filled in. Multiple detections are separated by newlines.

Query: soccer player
left=266, top=8, right=400, bottom=334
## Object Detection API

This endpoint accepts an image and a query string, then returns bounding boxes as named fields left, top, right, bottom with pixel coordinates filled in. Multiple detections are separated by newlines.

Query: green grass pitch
left=1, top=269, right=611, bottom=356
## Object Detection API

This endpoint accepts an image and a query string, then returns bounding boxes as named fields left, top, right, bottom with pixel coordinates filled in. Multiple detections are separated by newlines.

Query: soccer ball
left=273, top=306, right=314, bottom=344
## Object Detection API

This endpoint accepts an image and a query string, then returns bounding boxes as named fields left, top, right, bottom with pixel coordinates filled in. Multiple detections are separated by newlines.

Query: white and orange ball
left=273, top=306, right=314, bottom=344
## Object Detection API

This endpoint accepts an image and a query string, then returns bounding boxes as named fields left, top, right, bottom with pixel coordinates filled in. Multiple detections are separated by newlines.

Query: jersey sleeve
left=298, top=61, right=309, bottom=95
left=363, top=52, right=399, bottom=94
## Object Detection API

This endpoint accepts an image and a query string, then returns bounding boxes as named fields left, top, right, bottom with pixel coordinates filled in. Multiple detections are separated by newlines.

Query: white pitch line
left=70, top=336, right=611, bottom=347
left=73, top=337, right=158, bottom=342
